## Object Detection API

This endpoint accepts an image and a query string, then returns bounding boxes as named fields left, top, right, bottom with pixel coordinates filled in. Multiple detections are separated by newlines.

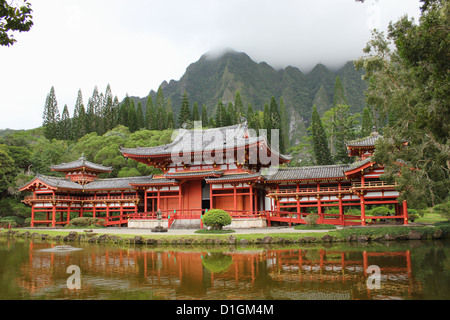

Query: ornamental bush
left=66, top=217, right=106, bottom=228
left=202, top=209, right=232, bottom=230
left=305, top=213, right=319, bottom=226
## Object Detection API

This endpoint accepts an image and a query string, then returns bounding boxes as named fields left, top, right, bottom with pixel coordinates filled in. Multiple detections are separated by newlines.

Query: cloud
left=0, top=0, right=421, bottom=130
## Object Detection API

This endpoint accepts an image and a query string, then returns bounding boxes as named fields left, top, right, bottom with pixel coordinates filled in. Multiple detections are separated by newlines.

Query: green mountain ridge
left=132, top=49, right=367, bottom=145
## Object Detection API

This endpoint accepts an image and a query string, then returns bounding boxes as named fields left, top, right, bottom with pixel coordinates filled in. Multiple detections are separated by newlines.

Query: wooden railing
left=24, top=195, right=139, bottom=202
left=352, top=181, right=398, bottom=189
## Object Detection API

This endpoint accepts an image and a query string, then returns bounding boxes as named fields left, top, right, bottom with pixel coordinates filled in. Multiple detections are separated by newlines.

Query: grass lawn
left=414, top=212, right=447, bottom=224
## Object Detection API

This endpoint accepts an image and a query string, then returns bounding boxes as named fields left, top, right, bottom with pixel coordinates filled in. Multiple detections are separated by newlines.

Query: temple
left=20, top=123, right=408, bottom=228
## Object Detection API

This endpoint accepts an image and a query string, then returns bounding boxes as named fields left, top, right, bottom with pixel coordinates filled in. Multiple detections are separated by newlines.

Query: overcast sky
left=0, top=0, right=422, bottom=130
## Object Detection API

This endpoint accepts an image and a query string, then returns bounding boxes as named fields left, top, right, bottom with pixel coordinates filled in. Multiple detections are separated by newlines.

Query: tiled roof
left=344, top=157, right=373, bottom=171
left=264, top=165, right=349, bottom=181
left=84, top=176, right=154, bottom=190
left=50, top=155, right=113, bottom=172
left=22, top=174, right=154, bottom=191
left=166, top=170, right=223, bottom=179
left=120, top=122, right=291, bottom=162
left=205, top=172, right=262, bottom=183
left=346, top=132, right=383, bottom=148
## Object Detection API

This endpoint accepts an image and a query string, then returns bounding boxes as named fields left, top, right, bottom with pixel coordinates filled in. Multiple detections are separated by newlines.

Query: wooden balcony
left=23, top=194, right=140, bottom=204
left=267, top=186, right=352, bottom=197
left=351, top=181, right=398, bottom=189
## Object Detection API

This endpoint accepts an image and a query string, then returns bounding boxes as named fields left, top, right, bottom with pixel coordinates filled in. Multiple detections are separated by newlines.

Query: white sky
left=0, top=0, right=421, bottom=130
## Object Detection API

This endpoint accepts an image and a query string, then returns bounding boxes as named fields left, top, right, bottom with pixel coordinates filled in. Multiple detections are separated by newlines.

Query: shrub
left=304, top=213, right=319, bottom=226
left=433, top=200, right=450, bottom=221
left=202, top=209, right=232, bottom=230
left=368, top=206, right=390, bottom=216
left=66, top=217, right=106, bottom=228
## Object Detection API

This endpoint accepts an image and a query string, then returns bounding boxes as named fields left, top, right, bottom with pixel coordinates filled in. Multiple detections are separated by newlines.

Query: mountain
left=134, top=49, right=367, bottom=145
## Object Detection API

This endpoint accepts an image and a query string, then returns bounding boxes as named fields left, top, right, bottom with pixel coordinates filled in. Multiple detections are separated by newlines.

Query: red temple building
left=20, top=123, right=408, bottom=228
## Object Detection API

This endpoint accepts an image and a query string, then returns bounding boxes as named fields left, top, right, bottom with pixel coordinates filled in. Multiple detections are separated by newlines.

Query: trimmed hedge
left=202, top=209, right=232, bottom=230
left=66, top=217, right=106, bottom=228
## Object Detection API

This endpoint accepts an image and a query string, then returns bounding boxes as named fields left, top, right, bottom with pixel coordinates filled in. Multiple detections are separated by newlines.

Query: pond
left=0, top=239, right=448, bottom=300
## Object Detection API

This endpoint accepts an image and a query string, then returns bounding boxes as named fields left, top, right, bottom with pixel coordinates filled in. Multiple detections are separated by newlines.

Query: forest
left=0, top=0, right=448, bottom=225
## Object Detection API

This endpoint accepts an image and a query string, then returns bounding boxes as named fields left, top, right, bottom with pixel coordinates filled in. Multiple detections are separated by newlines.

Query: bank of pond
left=1, top=223, right=449, bottom=246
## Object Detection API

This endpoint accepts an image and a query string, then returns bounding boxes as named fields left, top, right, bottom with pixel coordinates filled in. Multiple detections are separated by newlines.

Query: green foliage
left=202, top=209, right=232, bottom=230
left=367, top=206, right=390, bottom=216
left=67, top=217, right=106, bottom=228
left=305, top=213, right=319, bottom=226
left=202, top=253, right=233, bottom=273
left=310, top=105, right=332, bottom=165
left=0, top=0, right=33, bottom=46
left=433, top=200, right=450, bottom=221
left=355, top=1, right=449, bottom=208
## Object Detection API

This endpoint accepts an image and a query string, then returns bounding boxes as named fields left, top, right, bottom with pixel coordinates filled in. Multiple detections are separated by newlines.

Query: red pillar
left=360, top=194, right=366, bottom=226
left=51, top=201, right=56, bottom=228
left=249, top=184, right=253, bottom=214
left=402, top=200, right=409, bottom=225
left=31, top=204, right=35, bottom=227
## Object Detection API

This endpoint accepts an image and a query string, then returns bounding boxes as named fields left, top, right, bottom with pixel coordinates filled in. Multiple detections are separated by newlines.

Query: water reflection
left=1, top=240, right=448, bottom=300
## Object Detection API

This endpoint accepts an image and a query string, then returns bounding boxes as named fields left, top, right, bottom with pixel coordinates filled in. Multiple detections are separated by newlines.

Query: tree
left=42, top=86, right=60, bottom=140
left=310, top=105, right=332, bottom=165
left=145, top=95, right=154, bottom=130
left=59, top=105, right=72, bottom=140
left=155, top=86, right=166, bottom=130
left=201, top=209, right=232, bottom=230
left=333, top=76, right=348, bottom=106
left=279, top=97, right=289, bottom=153
left=191, top=102, right=200, bottom=122
left=201, top=104, right=208, bottom=127
left=0, top=0, right=33, bottom=46
left=354, top=0, right=450, bottom=208
left=178, top=91, right=191, bottom=127
left=136, top=101, right=144, bottom=130
left=234, top=91, right=245, bottom=123
left=215, top=99, right=226, bottom=127
left=73, top=89, right=84, bottom=140
left=361, top=107, right=373, bottom=137
left=322, top=105, right=359, bottom=164
left=166, top=98, right=175, bottom=129
left=127, top=99, right=138, bottom=133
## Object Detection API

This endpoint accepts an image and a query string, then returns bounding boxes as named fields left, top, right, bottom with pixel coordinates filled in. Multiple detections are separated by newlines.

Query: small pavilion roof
left=345, top=131, right=383, bottom=148
left=50, top=154, right=113, bottom=173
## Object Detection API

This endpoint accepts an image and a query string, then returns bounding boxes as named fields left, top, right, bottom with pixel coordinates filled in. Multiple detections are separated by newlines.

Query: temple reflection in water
left=12, top=241, right=423, bottom=300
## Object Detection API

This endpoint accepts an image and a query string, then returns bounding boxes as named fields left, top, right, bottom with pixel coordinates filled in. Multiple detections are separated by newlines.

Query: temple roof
left=265, top=164, right=350, bottom=182
left=205, top=172, right=262, bottom=183
left=165, top=170, right=223, bottom=179
left=120, top=122, right=291, bottom=162
left=345, top=132, right=383, bottom=148
left=50, top=154, right=113, bottom=173
left=20, top=174, right=154, bottom=192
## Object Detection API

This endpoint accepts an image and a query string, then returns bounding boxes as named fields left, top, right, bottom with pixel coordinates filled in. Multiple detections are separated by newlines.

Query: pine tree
left=333, top=76, right=348, bottom=106
left=226, top=102, right=235, bottom=125
left=102, top=84, right=115, bottom=133
left=361, top=107, right=373, bottom=137
left=128, top=99, right=138, bottom=132
left=215, top=99, right=226, bottom=127
left=192, top=102, right=200, bottom=122
left=42, top=86, right=60, bottom=140
left=145, top=95, right=154, bottom=130
left=85, top=98, right=94, bottom=134
left=279, top=97, right=289, bottom=153
left=73, top=89, right=84, bottom=140
left=136, top=101, right=144, bottom=130
left=311, top=104, right=332, bottom=165
left=155, top=87, right=166, bottom=130
left=234, top=91, right=245, bottom=123
left=178, top=91, right=191, bottom=127
left=201, top=104, right=208, bottom=127
left=59, top=104, right=71, bottom=140
left=119, top=94, right=130, bottom=127
left=269, top=97, right=283, bottom=151
left=166, top=98, right=175, bottom=129
left=263, top=103, right=271, bottom=141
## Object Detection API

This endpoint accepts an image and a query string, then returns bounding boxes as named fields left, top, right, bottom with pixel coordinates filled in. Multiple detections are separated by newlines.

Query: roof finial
left=80, top=153, right=86, bottom=161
